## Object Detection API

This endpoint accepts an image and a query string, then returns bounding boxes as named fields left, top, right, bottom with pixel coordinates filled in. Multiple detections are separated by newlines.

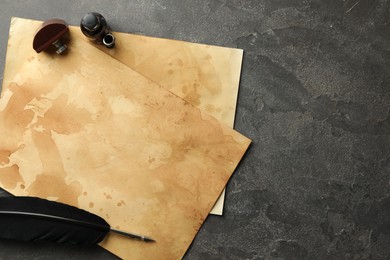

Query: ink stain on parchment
left=27, top=128, right=82, bottom=206
left=36, top=94, right=92, bottom=135
left=0, top=151, right=12, bottom=165
left=2, top=83, right=92, bottom=206
left=117, top=200, right=125, bottom=207
left=2, top=83, right=35, bottom=139
left=104, top=192, right=113, bottom=200
left=0, top=165, right=23, bottom=189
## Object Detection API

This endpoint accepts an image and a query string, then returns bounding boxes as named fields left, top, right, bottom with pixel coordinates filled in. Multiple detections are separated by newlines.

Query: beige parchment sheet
left=0, top=25, right=250, bottom=259
left=2, top=17, right=244, bottom=215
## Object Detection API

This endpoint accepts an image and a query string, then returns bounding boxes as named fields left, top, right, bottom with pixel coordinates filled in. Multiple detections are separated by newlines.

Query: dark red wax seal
left=33, top=19, right=69, bottom=54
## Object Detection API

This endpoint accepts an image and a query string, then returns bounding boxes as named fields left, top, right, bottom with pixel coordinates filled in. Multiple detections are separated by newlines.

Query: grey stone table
left=0, top=0, right=389, bottom=259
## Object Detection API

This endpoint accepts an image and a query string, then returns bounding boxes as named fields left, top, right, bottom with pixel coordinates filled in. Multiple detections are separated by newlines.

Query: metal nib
left=110, top=228, right=156, bottom=242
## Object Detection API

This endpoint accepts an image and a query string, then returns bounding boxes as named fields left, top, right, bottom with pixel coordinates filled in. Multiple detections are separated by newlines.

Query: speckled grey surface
left=0, top=0, right=389, bottom=259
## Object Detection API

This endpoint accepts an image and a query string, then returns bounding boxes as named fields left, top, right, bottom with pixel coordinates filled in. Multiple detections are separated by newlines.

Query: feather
left=0, top=196, right=154, bottom=245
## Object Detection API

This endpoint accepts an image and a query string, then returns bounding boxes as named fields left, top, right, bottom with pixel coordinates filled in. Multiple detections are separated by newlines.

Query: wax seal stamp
left=80, top=12, right=115, bottom=48
left=33, top=19, right=69, bottom=54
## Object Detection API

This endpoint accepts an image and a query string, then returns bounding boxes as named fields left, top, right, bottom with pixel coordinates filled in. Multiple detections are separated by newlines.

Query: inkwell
left=80, top=12, right=115, bottom=48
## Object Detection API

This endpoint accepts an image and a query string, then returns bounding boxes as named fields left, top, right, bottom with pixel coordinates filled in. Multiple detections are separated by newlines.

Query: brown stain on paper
left=133, top=46, right=224, bottom=108
left=0, top=165, right=23, bottom=189
left=28, top=129, right=82, bottom=205
left=38, top=94, right=93, bottom=135
left=2, top=83, right=35, bottom=141
left=0, top=81, right=84, bottom=202
left=2, top=82, right=91, bottom=204
left=0, top=150, right=12, bottom=165
left=0, top=83, right=37, bottom=190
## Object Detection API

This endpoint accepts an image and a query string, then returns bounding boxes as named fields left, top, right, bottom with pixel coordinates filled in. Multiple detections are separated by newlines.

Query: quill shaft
left=0, top=211, right=155, bottom=242
left=0, top=211, right=108, bottom=232
left=0, top=197, right=155, bottom=244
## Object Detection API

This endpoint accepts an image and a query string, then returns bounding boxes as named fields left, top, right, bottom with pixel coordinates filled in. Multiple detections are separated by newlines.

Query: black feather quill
left=0, top=196, right=154, bottom=245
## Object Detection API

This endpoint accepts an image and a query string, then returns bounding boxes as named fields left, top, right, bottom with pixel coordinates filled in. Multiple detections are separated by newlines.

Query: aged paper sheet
left=0, top=30, right=250, bottom=259
left=2, top=17, right=244, bottom=215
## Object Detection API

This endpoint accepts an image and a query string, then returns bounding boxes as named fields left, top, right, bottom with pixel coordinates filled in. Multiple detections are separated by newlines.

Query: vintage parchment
left=2, top=17, right=244, bottom=215
left=0, top=31, right=250, bottom=259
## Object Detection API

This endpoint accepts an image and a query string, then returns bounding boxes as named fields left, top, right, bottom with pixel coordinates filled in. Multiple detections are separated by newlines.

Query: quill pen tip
left=143, top=236, right=156, bottom=242
left=110, top=228, right=156, bottom=242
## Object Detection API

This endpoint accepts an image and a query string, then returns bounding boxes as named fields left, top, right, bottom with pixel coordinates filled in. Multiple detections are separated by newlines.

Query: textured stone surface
left=0, top=0, right=390, bottom=259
